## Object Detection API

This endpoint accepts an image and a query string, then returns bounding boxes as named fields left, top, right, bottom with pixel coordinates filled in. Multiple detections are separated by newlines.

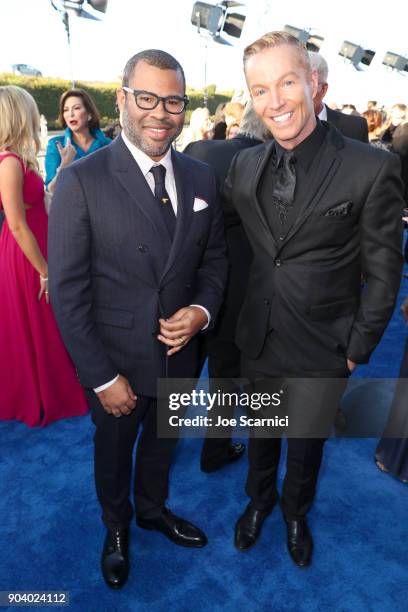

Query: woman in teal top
left=45, top=88, right=111, bottom=192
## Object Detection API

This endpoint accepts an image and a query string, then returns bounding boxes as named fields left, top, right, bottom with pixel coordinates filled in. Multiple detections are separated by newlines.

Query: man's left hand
left=158, top=306, right=208, bottom=356
left=347, top=359, right=357, bottom=373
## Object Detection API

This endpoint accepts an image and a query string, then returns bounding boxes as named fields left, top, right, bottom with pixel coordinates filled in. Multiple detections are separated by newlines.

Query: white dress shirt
left=94, top=133, right=210, bottom=393
left=318, top=104, right=328, bottom=122
left=121, top=131, right=179, bottom=214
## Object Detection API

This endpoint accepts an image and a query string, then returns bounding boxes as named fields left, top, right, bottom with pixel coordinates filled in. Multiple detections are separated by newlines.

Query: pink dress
left=0, top=152, right=88, bottom=427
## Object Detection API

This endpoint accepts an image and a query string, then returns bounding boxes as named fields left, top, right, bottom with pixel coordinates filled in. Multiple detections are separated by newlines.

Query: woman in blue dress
left=45, top=88, right=111, bottom=193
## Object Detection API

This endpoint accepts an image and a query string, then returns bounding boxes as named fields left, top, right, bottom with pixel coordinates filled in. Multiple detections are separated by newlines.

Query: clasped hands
left=157, top=305, right=208, bottom=356
left=97, top=306, right=207, bottom=417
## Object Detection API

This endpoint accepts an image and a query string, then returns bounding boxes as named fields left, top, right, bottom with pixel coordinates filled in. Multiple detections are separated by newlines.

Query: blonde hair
left=224, top=102, right=245, bottom=127
left=243, top=31, right=311, bottom=75
left=0, top=86, right=41, bottom=172
left=189, top=107, right=211, bottom=141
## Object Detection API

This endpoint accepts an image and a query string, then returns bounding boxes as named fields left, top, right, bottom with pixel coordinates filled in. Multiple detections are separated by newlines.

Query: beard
left=122, top=103, right=182, bottom=158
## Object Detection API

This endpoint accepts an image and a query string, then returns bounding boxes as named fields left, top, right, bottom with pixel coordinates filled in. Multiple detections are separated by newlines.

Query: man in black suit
left=48, top=50, right=227, bottom=588
left=184, top=103, right=270, bottom=473
left=308, top=51, right=368, bottom=143
left=226, top=32, right=403, bottom=566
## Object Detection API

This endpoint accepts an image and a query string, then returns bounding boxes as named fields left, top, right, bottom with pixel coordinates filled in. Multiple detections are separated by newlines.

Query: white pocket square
left=193, top=198, right=208, bottom=212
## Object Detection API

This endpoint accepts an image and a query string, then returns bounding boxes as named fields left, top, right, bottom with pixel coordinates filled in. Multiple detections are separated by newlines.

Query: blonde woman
left=224, top=101, right=245, bottom=130
left=0, top=86, right=88, bottom=427
left=182, top=107, right=213, bottom=149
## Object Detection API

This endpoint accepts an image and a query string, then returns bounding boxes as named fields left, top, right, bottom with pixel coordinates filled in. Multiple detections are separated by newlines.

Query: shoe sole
left=234, top=540, right=257, bottom=552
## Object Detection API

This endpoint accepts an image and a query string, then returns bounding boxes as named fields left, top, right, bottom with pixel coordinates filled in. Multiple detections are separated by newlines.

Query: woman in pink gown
left=0, top=85, right=88, bottom=427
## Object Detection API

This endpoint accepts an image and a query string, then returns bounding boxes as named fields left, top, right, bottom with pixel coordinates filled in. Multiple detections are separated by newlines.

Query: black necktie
left=272, top=151, right=297, bottom=225
left=149, top=164, right=176, bottom=238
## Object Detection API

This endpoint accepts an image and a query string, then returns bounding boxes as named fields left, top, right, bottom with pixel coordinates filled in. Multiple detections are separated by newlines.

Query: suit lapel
left=110, top=135, right=172, bottom=251
left=250, top=141, right=278, bottom=254
left=160, top=150, right=194, bottom=282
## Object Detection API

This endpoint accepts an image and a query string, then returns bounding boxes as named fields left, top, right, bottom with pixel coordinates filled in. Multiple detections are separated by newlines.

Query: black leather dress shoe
left=285, top=519, right=313, bottom=567
left=136, top=508, right=207, bottom=548
left=234, top=503, right=270, bottom=551
left=201, top=442, right=246, bottom=473
left=101, top=528, right=129, bottom=589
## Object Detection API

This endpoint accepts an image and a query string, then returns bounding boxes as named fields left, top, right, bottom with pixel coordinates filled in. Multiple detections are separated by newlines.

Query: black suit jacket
left=184, top=135, right=262, bottom=208
left=326, top=106, right=368, bottom=143
left=225, top=124, right=403, bottom=371
left=184, top=135, right=261, bottom=340
left=48, top=135, right=227, bottom=397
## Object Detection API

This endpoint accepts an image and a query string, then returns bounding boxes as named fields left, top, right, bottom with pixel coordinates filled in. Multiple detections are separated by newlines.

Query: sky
left=0, top=0, right=407, bottom=108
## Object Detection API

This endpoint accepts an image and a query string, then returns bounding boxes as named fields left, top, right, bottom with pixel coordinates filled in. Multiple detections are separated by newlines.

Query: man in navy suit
left=48, top=50, right=227, bottom=589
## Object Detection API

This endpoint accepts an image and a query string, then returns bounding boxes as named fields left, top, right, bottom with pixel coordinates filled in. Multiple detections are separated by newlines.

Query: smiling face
left=245, top=44, right=318, bottom=150
left=63, top=96, right=90, bottom=132
left=116, top=60, right=185, bottom=161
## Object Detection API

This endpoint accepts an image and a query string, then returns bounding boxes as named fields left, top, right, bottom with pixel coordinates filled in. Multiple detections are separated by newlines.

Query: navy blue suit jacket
left=48, top=134, right=227, bottom=397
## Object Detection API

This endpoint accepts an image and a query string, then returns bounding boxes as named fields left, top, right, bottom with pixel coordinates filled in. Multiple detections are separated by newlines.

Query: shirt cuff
left=94, top=374, right=119, bottom=393
left=190, top=304, right=211, bottom=330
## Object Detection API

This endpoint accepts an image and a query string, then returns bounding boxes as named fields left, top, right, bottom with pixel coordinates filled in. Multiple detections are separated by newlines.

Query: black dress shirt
left=257, top=120, right=327, bottom=241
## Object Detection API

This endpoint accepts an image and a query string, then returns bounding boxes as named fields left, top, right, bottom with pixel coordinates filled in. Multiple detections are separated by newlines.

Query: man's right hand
left=96, top=375, right=137, bottom=417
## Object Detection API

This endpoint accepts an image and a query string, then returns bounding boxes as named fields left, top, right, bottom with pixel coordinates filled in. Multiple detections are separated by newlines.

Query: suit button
left=185, top=283, right=191, bottom=289
left=196, top=239, right=204, bottom=247
left=274, top=259, right=282, bottom=267
left=264, top=299, right=270, bottom=306
left=279, top=236, right=285, bottom=241
left=138, top=244, right=148, bottom=253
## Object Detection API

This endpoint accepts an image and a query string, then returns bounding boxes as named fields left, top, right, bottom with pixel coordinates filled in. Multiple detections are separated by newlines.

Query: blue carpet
left=1, top=274, right=408, bottom=611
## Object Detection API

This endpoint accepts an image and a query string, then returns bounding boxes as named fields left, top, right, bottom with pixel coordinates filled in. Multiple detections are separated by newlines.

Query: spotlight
left=191, top=1, right=246, bottom=45
left=284, top=25, right=324, bottom=52
left=338, top=40, right=375, bottom=70
left=382, top=52, right=408, bottom=73
left=61, top=0, right=108, bottom=19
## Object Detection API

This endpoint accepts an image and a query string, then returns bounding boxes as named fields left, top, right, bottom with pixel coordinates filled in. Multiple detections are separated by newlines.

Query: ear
left=310, top=69, right=319, bottom=99
left=116, top=87, right=126, bottom=114
left=321, top=82, right=329, bottom=100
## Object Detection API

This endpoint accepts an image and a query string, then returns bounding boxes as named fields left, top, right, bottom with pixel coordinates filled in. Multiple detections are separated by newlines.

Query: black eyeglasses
left=122, top=87, right=189, bottom=114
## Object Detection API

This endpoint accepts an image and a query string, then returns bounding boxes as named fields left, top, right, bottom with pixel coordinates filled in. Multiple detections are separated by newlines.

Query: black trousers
left=90, top=394, right=179, bottom=531
left=242, top=360, right=349, bottom=519
left=199, top=335, right=242, bottom=469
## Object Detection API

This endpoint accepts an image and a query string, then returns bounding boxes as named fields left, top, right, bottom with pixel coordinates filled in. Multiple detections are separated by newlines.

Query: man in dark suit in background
left=184, top=103, right=270, bottom=473
left=226, top=32, right=403, bottom=567
left=308, top=51, right=369, bottom=143
left=48, top=50, right=227, bottom=589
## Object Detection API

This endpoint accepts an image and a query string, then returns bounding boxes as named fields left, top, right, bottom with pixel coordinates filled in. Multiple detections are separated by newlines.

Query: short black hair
left=122, top=49, right=186, bottom=90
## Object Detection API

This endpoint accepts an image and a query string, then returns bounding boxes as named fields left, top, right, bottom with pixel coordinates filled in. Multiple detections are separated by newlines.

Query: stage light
left=62, top=0, right=108, bottom=19
left=191, top=2, right=222, bottom=35
left=88, top=0, right=108, bottom=12
left=284, top=25, right=324, bottom=52
left=382, top=52, right=408, bottom=73
left=338, top=41, right=375, bottom=70
left=191, top=1, right=246, bottom=44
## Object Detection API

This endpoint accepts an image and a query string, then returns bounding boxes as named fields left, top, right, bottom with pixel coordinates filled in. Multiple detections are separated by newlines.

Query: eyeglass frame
left=122, top=87, right=189, bottom=114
